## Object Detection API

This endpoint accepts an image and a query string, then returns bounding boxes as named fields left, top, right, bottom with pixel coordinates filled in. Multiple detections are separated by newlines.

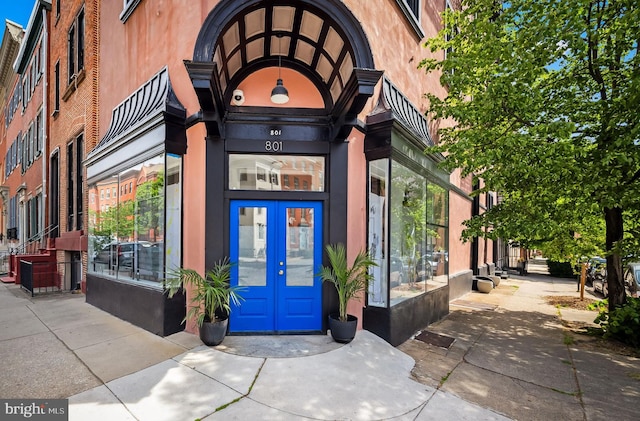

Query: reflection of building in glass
left=287, top=207, right=314, bottom=257
left=229, top=155, right=324, bottom=192
left=238, top=206, right=266, bottom=259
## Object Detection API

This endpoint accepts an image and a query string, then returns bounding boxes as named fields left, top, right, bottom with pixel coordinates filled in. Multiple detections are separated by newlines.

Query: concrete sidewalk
left=1, top=274, right=638, bottom=420
left=400, top=274, right=640, bottom=421
left=0, top=282, right=507, bottom=420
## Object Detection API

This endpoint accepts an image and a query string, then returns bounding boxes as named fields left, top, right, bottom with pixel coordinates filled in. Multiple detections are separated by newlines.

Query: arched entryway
left=185, top=0, right=382, bottom=334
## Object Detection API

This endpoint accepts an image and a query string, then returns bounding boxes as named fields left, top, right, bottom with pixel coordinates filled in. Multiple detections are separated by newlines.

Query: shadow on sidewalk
left=399, top=289, right=640, bottom=421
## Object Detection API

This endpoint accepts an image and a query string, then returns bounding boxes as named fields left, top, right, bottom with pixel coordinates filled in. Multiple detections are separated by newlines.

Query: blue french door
left=229, top=200, right=323, bottom=332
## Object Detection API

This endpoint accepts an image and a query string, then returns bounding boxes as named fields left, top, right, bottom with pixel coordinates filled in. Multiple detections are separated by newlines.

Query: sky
left=0, top=2, right=33, bottom=45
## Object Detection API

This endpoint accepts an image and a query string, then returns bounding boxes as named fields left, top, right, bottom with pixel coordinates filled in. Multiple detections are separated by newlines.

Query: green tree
left=89, top=200, right=135, bottom=242
left=421, top=0, right=640, bottom=310
left=88, top=200, right=135, bottom=261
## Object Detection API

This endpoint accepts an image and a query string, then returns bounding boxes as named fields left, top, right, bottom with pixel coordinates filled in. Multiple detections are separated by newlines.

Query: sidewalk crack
left=212, top=358, right=266, bottom=413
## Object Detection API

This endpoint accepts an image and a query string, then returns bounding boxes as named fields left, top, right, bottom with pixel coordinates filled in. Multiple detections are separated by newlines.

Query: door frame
left=202, top=119, right=350, bottom=335
left=228, top=200, right=323, bottom=333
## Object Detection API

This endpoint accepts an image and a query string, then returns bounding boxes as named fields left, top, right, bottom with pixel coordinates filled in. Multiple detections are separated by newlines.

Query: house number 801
left=265, top=141, right=283, bottom=151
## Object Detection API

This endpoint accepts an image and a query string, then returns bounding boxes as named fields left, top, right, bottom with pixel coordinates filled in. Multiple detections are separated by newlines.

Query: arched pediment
left=185, top=0, right=382, bottom=140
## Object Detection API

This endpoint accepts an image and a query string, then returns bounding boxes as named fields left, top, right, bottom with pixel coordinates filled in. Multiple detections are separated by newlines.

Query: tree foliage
left=421, top=0, right=640, bottom=310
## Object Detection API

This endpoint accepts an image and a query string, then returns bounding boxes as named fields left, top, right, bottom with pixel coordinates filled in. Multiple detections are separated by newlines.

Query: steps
left=527, top=258, right=550, bottom=275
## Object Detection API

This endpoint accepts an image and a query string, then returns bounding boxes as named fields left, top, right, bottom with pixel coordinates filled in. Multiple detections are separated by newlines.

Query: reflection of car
left=624, top=262, right=640, bottom=298
left=419, top=252, right=448, bottom=278
left=94, top=242, right=133, bottom=267
left=94, top=241, right=159, bottom=269
left=415, top=256, right=433, bottom=280
left=137, top=242, right=163, bottom=276
left=390, top=255, right=407, bottom=287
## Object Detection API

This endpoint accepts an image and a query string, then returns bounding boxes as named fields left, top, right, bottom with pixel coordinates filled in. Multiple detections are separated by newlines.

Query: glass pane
left=427, top=182, right=448, bottom=226
left=389, top=160, right=427, bottom=306
left=238, top=207, right=267, bottom=286
left=165, top=154, right=182, bottom=278
left=88, top=155, right=167, bottom=285
left=88, top=174, right=120, bottom=278
left=134, top=157, right=165, bottom=282
left=368, top=159, right=389, bottom=307
left=229, top=154, right=325, bottom=191
left=427, top=225, right=448, bottom=291
left=286, top=207, right=315, bottom=286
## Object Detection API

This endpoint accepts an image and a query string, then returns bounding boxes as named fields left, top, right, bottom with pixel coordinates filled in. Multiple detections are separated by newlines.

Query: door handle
left=278, top=269, right=284, bottom=275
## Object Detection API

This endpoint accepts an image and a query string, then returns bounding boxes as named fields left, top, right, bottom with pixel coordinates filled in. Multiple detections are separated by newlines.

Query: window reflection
left=229, top=154, right=325, bottom=191
left=237, top=206, right=267, bottom=287
left=368, top=159, right=389, bottom=307
left=367, top=158, right=449, bottom=307
left=286, top=207, right=315, bottom=287
left=390, top=161, right=428, bottom=305
left=88, top=155, right=178, bottom=286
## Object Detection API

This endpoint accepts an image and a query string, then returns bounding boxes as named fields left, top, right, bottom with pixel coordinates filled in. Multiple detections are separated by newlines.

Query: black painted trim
left=205, top=137, right=226, bottom=269
left=86, top=274, right=185, bottom=336
left=363, top=286, right=450, bottom=346
left=194, top=0, right=375, bottom=68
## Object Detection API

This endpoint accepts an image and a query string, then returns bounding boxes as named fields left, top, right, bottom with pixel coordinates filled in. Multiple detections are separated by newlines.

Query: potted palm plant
left=165, top=257, right=243, bottom=346
left=317, top=243, right=376, bottom=343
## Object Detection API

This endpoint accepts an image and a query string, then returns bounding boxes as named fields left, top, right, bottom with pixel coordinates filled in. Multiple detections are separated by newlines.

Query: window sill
left=62, top=69, right=86, bottom=102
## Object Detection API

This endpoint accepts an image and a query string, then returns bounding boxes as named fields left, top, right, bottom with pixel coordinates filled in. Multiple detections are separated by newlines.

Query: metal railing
left=10, top=224, right=58, bottom=255
left=19, top=260, right=79, bottom=297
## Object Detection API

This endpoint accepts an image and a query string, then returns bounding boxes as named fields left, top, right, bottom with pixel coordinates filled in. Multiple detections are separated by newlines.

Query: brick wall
left=49, top=0, right=99, bottom=287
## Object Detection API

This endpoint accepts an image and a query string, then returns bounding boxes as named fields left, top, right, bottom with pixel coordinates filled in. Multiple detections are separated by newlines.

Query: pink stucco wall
left=97, top=0, right=475, bottom=332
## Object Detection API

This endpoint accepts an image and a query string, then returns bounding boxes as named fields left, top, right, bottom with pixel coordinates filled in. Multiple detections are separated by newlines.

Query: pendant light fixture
left=270, top=34, right=289, bottom=104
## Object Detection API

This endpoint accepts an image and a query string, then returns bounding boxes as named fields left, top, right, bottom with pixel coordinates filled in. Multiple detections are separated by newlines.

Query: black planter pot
left=199, top=317, right=228, bottom=346
left=328, top=313, right=358, bottom=343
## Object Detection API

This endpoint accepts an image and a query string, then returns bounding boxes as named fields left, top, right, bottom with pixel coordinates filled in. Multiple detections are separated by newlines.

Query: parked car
left=586, top=257, right=606, bottom=287
left=591, top=261, right=640, bottom=298
left=592, top=264, right=608, bottom=297
left=624, top=262, right=640, bottom=298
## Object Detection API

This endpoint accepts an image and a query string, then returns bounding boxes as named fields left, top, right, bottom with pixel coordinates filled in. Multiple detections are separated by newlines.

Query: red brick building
left=47, top=0, right=98, bottom=289
left=2, top=2, right=49, bottom=253
left=0, top=20, right=25, bottom=245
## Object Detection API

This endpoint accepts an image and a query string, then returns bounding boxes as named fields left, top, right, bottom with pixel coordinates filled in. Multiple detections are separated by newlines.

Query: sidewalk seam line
left=559, top=307, right=588, bottom=421
left=26, top=303, right=105, bottom=387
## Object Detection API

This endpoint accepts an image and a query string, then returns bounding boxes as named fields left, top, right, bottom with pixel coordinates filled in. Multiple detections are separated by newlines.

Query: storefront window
left=229, top=154, right=325, bottom=191
left=427, top=183, right=449, bottom=290
left=88, top=154, right=180, bottom=287
left=368, top=159, right=389, bottom=307
left=389, top=161, right=428, bottom=305
left=367, top=158, right=449, bottom=307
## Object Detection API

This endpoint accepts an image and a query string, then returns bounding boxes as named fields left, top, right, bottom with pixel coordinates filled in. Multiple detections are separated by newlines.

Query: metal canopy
left=366, top=76, right=435, bottom=150
left=86, top=67, right=187, bottom=182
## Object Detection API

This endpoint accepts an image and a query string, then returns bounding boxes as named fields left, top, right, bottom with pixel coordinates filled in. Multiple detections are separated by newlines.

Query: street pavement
left=0, top=272, right=638, bottom=420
